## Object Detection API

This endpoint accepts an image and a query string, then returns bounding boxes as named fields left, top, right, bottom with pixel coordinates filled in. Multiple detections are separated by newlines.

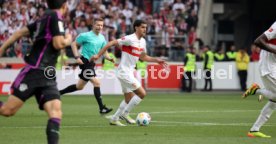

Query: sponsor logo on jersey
left=19, top=83, right=28, bottom=92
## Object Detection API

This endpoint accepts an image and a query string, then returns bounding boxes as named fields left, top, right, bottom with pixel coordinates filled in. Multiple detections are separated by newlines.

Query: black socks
left=46, top=118, right=61, bottom=144
left=59, top=84, right=78, bottom=95
left=94, top=87, right=104, bottom=109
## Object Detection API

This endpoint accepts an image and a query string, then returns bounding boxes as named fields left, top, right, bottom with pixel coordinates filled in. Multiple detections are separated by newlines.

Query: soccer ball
left=136, top=112, right=151, bottom=126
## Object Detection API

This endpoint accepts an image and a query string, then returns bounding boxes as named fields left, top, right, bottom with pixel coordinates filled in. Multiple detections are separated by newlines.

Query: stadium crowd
left=0, top=0, right=260, bottom=62
left=0, top=0, right=200, bottom=60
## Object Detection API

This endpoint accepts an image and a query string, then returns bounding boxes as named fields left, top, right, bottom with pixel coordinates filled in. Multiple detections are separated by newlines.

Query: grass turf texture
left=0, top=92, right=275, bottom=144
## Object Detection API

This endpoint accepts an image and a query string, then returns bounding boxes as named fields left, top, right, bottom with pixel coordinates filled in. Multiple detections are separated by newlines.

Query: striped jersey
left=261, top=22, right=276, bottom=77
left=117, top=33, right=147, bottom=72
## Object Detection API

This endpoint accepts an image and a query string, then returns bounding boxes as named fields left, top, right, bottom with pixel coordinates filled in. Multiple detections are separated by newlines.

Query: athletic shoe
left=247, top=131, right=271, bottom=138
left=109, top=119, right=126, bottom=126
left=100, top=105, right=113, bottom=115
left=120, top=115, right=136, bottom=124
left=242, top=83, right=260, bottom=98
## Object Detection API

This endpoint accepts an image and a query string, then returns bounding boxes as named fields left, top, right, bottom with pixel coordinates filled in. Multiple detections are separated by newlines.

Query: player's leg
left=1, top=78, right=35, bottom=117
left=243, top=74, right=276, bottom=100
left=90, top=77, right=112, bottom=114
left=110, top=92, right=134, bottom=126
left=123, top=87, right=145, bottom=114
left=119, top=87, right=145, bottom=124
left=247, top=100, right=276, bottom=138
left=0, top=95, right=24, bottom=117
left=109, top=76, right=136, bottom=126
left=59, top=59, right=91, bottom=95
left=44, top=99, right=62, bottom=144
left=59, top=79, right=88, bottom=95
left=38, top=86, right=62, bottom=144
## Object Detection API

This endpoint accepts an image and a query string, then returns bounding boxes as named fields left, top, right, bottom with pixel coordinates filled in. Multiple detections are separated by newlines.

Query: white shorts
left=117, top=72, right=141, bottom=93
left=261, top=74, right=276, bottom=93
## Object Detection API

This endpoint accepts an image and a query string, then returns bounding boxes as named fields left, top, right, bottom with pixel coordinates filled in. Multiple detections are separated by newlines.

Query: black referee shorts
left=78, top=56, right=96, bottom=81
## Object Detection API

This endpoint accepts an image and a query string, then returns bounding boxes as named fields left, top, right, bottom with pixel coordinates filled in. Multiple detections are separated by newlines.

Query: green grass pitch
left=0, top=92, right=275, bottom=144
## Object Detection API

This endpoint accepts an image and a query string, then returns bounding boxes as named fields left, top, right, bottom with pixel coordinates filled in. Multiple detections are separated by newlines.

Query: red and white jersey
left=117, top=33, right=147, bottom=72
left=260, top=22, right=276, bottom=77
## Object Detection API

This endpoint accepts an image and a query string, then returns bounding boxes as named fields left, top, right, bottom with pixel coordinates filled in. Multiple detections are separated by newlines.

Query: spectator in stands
left=186, top=9, right=198, bottom=30
left=250, top=44, right=260, bottom=62
left=76, top=20, right=89, bottom=34
left=14, top=43, right=22, bottom=58
left=16, top=5, right=29, bottom=25
left=0, top=11, right=8, bottom=32
left=66, top=23, right=78, bottom=41
left=153, top=0, right=162, bottom=13
left=38, top=6, right=45, bottom=17
left=226, top=45, right=237, bottom=61
left=177, top=19, right=188, bottom=33
left=236, top=48, right=250, bottom=91
left=27, top=1, right=37, bottom=18
left=10, top=10, right=17, bottom=22
left=188, top=26, right=197, bottom=46
left=122, top=4, right=133, bottom=33
left=0, top=30, right=9, bottom=49
left=173, top=0, right=186, bottom=15
left=0, top=0, right=200, bottom=62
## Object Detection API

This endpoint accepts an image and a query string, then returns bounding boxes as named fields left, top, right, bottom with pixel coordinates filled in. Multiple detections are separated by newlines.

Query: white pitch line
left=145, top=110, right=259, bottom=114
left=151, top=121, right=276, bottom=126
left=1, top=121, right=275, bottom=129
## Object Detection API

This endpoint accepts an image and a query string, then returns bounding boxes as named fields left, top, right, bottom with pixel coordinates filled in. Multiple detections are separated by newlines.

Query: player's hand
left=90, top=54, right=99, bottom=62
left=157, top=59, right=168, bottom=67
left=76, top=58, right=84, bottom=65
left=157, top=58, right=170, bottom=73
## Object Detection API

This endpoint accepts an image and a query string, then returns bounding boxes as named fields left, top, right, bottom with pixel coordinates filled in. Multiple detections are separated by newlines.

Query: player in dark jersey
left=0, top=0, right=72, bottom=144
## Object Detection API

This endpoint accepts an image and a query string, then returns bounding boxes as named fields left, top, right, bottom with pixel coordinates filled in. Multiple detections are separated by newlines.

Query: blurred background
left=0, top=0, right=275, bottom=93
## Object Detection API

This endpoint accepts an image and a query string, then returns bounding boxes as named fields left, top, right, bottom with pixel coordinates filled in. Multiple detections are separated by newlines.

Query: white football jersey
left=260, top=22, right=276, bottom=77
left=117, top=33, right=147, bottom=72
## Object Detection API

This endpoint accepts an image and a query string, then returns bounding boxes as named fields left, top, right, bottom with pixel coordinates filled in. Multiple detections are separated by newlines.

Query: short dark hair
left=47, top=0, right=67, bottom=9
left=93, top=18, right=104, bottom=23
left=133, top=20, right=147, bottom=32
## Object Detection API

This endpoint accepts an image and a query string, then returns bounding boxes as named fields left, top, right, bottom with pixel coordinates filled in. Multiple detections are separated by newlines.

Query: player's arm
left=52, top=34, right=72, bottom=50
left=139, top=52, right=168, bottom=68
left=51, top=14, right=72, bottom=50
left=0, top=27, right=29, bottom=57
left=254, top=34, right=276, bottom=54
left=91, top=40, right=118, bottom=61
left=71, top=41, right=84, bottom=64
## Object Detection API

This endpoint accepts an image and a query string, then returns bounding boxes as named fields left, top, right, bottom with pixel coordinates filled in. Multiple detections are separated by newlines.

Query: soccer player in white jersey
left=242, top=22, right=276, bottom=138
left=92, top=20, right=168, bottom=126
